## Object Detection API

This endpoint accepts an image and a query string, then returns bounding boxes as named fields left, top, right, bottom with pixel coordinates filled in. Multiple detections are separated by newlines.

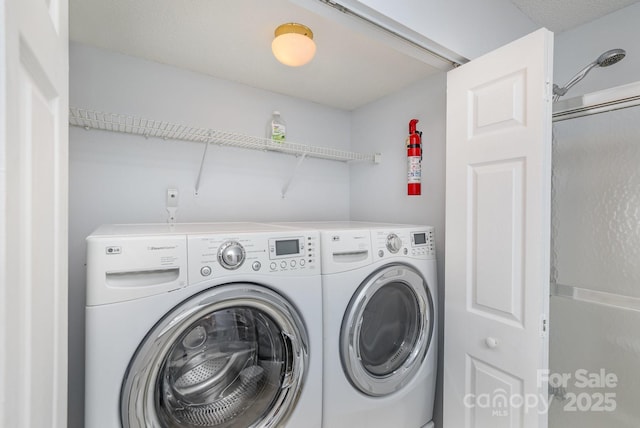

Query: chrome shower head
left=596, top=49, right=626, bottom=67
left=553, top=48, right=626, bottom=101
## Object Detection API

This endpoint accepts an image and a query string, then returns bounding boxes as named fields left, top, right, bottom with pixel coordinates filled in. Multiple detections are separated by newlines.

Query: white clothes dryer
left=286, top=222, right=437, bottom=428
left=84, top=222, right=322, bottom=428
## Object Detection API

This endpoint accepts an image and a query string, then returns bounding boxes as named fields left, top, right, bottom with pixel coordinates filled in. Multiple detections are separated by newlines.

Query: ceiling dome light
left=272, top=23, right=316, bottom=67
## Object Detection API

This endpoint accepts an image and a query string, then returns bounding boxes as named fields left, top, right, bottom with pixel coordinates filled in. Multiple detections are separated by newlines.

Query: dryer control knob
left=218, top=241, right=245, bottom=270
left=386, top=233, right=402, bottom=254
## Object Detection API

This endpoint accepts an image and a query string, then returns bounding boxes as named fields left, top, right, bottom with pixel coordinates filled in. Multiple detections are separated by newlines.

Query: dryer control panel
left=372, top=227, right=435, bottom=260
left=187, top=231, right=319, bottom=283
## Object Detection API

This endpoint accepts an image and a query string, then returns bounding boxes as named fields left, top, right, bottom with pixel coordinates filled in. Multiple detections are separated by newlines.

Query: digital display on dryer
left=275, top=239, right=300, bottom=256
left=413, top=233, right=427, bottom=245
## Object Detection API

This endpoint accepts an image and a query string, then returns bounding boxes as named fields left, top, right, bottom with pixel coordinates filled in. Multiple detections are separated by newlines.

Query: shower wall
left=550, top=4, right=640, bottom=426
left=549, top=106, right=640, bottom=427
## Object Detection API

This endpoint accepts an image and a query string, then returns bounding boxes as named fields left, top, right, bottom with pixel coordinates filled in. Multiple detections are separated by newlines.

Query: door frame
left=1, top=0, right=69, bottom=426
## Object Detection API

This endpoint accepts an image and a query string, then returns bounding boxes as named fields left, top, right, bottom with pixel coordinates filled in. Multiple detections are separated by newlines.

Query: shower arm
left=552, top=49, right=626, bottom=102
left=553, top=61, right=598, bottom=99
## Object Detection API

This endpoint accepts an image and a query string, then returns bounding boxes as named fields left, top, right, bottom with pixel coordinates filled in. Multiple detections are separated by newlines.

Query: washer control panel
left=372, top=227, right=435, bottom=259
left=188, top=231, right=319, bottom=282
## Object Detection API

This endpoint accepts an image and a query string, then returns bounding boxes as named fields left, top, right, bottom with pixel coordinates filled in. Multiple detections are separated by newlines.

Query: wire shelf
left=69, top=107, right=381, bottom=163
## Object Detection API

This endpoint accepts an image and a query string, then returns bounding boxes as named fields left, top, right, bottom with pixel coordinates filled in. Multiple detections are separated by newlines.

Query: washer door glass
left=340, top=264, right=433, bottom=396
left=121, top=284, right=308, bottom=428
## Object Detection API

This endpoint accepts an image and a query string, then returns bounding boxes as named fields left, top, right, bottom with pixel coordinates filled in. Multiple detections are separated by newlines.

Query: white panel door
left=0, top=0, right=69, bottom=426
left=444, top=29, right=553, bottom=428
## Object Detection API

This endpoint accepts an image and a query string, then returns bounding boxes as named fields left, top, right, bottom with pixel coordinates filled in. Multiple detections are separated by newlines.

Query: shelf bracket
left=194, top=132, right=213, bottom=195
left=281, top=153, right=307, bottom=199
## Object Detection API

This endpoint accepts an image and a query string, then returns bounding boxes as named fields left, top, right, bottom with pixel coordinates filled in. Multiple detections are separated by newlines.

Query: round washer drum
left=340, top=264, right=434, bottom=397
left=121, top=283, right=309, bottom=428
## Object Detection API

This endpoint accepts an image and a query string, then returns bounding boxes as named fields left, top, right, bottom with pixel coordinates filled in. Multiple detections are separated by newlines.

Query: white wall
left=350, top=72, right=447, bottom=427
left=350, top=74, right=446, bottom=273
left=329, top=0, right=537, bottom=60
left=68, top=42, right=354, bottom=428
left=550, top=4, right=640, bottom=427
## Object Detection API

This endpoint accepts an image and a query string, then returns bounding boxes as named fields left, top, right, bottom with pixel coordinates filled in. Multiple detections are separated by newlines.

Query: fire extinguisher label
left=408, top=156, right=421, bottom=183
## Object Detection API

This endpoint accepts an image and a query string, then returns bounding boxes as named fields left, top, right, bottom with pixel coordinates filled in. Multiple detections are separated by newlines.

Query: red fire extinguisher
left=407, top=119, right=422, bottom=195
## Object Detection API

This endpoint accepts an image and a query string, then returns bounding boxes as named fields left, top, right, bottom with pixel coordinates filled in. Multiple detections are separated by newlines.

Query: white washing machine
left=84, top=222, right=323, bottom=428
left=279, top=221, right=437, bottom=428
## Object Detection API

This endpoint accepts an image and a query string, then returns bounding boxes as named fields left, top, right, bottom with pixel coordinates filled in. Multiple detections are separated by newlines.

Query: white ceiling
left=69, top=0, right=639, bottom=111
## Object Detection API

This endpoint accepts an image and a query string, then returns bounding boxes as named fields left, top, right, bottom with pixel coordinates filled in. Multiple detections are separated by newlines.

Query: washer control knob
left=386, top=233, right=402, bottom=254
left=218, top=241, right=245, bottom=270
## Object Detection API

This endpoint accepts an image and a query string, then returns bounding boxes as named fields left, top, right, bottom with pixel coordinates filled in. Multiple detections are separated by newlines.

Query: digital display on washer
left=413, top=233, right=427, bottom=245
left=275, top=239, right=300, bottom=256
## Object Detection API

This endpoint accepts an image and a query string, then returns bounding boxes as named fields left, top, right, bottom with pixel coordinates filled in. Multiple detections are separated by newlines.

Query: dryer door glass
left=359, top=281, right=420, bottom=375
left=121, top=284, right=308, bottom=428
left=341, top=264, right=434, bottom=397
